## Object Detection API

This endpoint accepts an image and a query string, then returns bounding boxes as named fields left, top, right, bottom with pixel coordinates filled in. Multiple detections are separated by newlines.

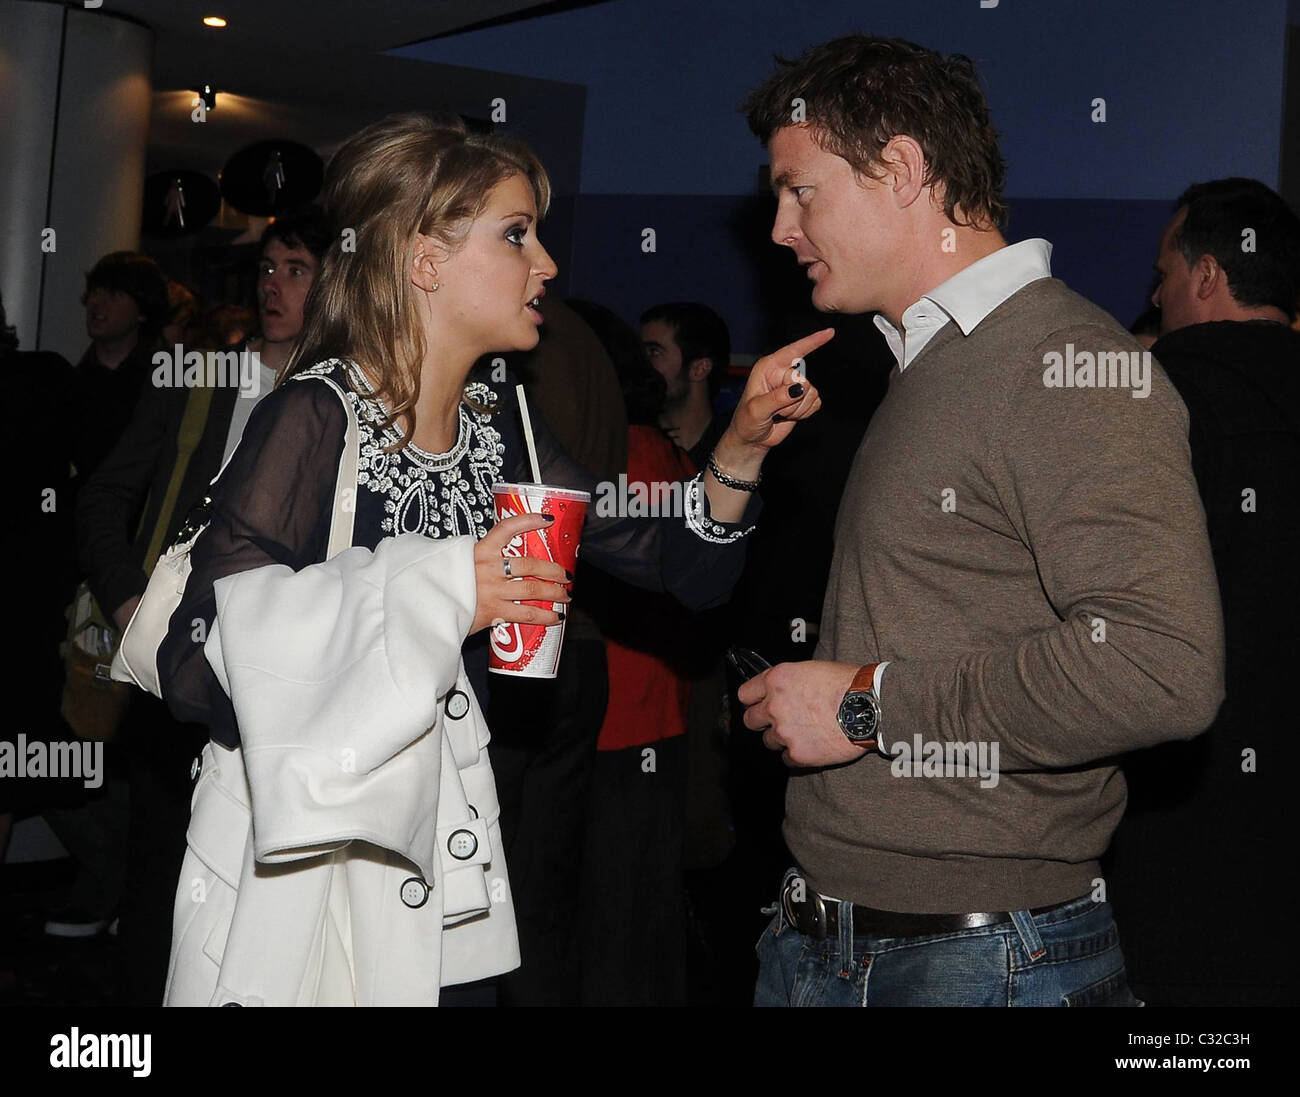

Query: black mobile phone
left=726, top=646, right=772, bottom=682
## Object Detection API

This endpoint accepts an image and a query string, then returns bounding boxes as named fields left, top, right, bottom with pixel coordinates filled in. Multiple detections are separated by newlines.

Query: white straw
left=515, top=383, right=542, bottom=484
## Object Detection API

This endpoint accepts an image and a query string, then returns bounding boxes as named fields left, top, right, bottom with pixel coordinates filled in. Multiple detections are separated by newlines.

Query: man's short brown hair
left=743, top=35, right=1007, bottom=230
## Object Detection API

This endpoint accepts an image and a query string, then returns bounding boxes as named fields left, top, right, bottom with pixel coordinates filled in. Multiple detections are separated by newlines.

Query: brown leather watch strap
left=849, top=663, right=880, bottom=695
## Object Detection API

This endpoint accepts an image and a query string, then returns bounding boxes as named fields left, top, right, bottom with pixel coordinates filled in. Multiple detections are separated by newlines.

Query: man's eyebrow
left=770, top=169, right=807, bottom=194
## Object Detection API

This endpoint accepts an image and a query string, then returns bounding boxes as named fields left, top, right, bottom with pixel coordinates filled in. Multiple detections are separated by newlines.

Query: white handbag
left=110, top=374, right=360, bottom=699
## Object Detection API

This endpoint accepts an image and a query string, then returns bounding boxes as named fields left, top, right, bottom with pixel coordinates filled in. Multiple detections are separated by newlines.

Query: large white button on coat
left=400, top=877, right=430, bottom=908
left=447, top=829, right=478, bottom=860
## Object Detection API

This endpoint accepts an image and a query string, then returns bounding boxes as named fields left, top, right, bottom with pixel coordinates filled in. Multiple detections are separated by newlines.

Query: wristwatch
left=836, top=663, right=881, bottom=748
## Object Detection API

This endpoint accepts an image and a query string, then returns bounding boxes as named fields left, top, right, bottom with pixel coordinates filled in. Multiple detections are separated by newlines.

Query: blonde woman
left=156, top=113, right=829, bottom=1006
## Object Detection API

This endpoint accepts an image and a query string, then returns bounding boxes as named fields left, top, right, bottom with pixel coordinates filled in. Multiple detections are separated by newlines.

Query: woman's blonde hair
left=285, top=112, right=551, bottom=449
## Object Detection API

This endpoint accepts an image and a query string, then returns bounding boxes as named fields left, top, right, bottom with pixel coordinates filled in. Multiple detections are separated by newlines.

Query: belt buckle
left=781, top=875, right=828, bottom=939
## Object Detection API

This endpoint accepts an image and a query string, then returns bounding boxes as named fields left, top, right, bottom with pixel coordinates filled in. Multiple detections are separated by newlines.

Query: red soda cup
left=488, top=482, right=590, bottom=678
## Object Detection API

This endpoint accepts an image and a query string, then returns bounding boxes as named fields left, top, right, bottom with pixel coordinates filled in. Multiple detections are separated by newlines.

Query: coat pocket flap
left=187, top=772, right=250, bottom=891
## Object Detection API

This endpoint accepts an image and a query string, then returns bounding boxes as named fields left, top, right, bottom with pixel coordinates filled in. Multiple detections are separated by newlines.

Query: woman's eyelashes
left=505, top=224, right=527, bottom=247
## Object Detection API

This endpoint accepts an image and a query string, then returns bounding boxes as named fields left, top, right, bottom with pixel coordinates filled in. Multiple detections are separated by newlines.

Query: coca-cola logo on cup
left=490, top=620, right=524, bottom=662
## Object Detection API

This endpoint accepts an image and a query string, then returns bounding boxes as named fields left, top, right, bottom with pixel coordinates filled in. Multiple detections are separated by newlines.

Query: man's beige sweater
left=788, top=277, right=1225, bottom=914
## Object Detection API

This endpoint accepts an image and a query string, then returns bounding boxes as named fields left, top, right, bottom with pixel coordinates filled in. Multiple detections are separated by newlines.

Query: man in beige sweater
left=737, top=35, right=1224, bottom=1007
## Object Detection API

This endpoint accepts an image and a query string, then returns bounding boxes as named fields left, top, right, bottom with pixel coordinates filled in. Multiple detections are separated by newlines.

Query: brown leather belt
left=780, top=874, right=1080, bottom=940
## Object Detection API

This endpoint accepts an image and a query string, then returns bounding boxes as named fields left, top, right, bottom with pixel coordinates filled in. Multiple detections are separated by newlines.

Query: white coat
left=162, top=532, right=519, bottom=1006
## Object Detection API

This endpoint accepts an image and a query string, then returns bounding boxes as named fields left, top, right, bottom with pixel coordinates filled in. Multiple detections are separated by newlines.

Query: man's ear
left=879, top=135, right=926, bottom=211
left=411, top=232, right=450, bottom=292
left=688, top=356, right=713, bottom=384
left=1193, top=254, right=1221, bottom=301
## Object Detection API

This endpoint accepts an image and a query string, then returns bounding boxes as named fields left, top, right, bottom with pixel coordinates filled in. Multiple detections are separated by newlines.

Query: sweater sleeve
left=157, top=378, right=344, bottom=741
left=880, top=326, right=1225, bottom=770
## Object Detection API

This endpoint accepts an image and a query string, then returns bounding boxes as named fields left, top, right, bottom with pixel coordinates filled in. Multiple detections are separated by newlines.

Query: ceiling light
left=202, top=16, right=227, bottom=28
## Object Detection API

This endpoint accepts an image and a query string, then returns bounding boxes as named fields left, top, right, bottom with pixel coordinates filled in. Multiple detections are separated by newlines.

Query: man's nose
left=771, top=210, right=798, bottom=249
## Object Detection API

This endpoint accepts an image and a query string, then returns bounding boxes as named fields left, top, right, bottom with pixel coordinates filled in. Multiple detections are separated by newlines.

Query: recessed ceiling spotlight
left=192, top=83, right=218, bottom=111
left=202, top=16, right=227, bottom=28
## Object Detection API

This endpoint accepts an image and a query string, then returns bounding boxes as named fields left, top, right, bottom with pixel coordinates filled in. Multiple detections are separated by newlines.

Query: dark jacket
left=76, top=369, right=241, bottom=620
left=71, top=339, right=159, bottom=483
left=1104, top=319, right=1300, bottom=1005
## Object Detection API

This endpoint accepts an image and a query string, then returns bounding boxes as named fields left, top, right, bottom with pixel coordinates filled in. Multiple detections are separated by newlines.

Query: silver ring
left=503, top=558, right=512, bottom=578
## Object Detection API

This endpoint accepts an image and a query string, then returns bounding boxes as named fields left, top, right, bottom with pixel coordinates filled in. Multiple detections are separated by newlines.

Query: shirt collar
left=873, top=237, right=1054, bottom=350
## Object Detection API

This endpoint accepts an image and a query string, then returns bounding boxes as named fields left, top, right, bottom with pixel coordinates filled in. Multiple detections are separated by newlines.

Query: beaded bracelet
left=707, top=452, right=761, bottom=492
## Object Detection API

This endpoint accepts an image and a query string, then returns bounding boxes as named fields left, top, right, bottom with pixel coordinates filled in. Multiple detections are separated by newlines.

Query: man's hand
left=737, top=660, right=870, bottom=768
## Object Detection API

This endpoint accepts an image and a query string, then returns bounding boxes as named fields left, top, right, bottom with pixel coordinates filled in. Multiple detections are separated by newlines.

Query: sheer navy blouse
left=158, top=358, right=761, bottom=747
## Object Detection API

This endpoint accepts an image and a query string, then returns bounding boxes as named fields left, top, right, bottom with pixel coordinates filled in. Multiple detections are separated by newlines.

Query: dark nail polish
left=772, top=413, right=786, bottom=422
left=788, top=383, right=805, bottom=398
left=543, top=513, right=556, bottom=522
left=565, top=569, right=574, bottom=581
left=556, top=607, right=566, bottom=620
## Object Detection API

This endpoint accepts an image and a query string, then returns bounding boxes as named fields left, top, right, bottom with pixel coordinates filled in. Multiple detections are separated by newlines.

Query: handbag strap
left=172, top=369, right=360, bottom=559
left=307, top=375, right=360, bottom=559
left=142, top=385, right=216, bottom=574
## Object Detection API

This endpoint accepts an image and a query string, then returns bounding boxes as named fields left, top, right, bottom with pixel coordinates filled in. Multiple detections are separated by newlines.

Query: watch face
left=838, top=691, right=879, bottom=741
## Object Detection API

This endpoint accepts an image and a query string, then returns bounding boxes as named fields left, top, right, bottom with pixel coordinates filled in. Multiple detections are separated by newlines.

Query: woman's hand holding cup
left=470, top=512, right=571, bottom=636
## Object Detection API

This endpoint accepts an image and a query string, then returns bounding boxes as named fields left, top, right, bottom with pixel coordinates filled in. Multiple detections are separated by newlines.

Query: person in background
left=1129, top=302, right=1161, bottom=349
left=192, top=303, right=256, bottom=352
left=73, top=205, right=329, bottom=1002
left=565, top=300, right=697, bottom=1005
left=162, top=282, right=197, bottom=348
left=1104, top=178, right=1300, bottom=1005
left=487, top=293, right=627, bottom=1007
left=40, top=252, right=169, bottom=945
left=641, top=302, right=731, bottom=470
left=0, top=292, right=79, bottom=995
left=70, top=252, right=170, bottom=482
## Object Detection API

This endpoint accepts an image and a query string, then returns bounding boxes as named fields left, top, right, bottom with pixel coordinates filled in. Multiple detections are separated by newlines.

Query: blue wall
left=393, top=0, right=1289, bottom=349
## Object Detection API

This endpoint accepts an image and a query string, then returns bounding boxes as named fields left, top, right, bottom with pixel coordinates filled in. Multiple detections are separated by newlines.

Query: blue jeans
left=755, top=870, right=1144, bottom=1007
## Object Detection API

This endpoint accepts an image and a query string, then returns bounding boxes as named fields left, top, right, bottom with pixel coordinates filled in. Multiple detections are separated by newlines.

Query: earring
left=430, top=282, right=440, bottom=292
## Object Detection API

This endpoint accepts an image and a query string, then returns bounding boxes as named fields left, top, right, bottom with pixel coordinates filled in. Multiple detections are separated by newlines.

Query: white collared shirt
left=873, top=238, right=1054, bottom=370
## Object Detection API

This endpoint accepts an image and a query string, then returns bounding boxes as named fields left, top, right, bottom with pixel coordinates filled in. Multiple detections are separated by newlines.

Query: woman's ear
left=411, top=233, right=450, bottom=293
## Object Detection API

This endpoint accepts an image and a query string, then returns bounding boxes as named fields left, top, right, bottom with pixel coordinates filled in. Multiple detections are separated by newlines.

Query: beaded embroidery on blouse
left=296, top=358, right=505, bottom=539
